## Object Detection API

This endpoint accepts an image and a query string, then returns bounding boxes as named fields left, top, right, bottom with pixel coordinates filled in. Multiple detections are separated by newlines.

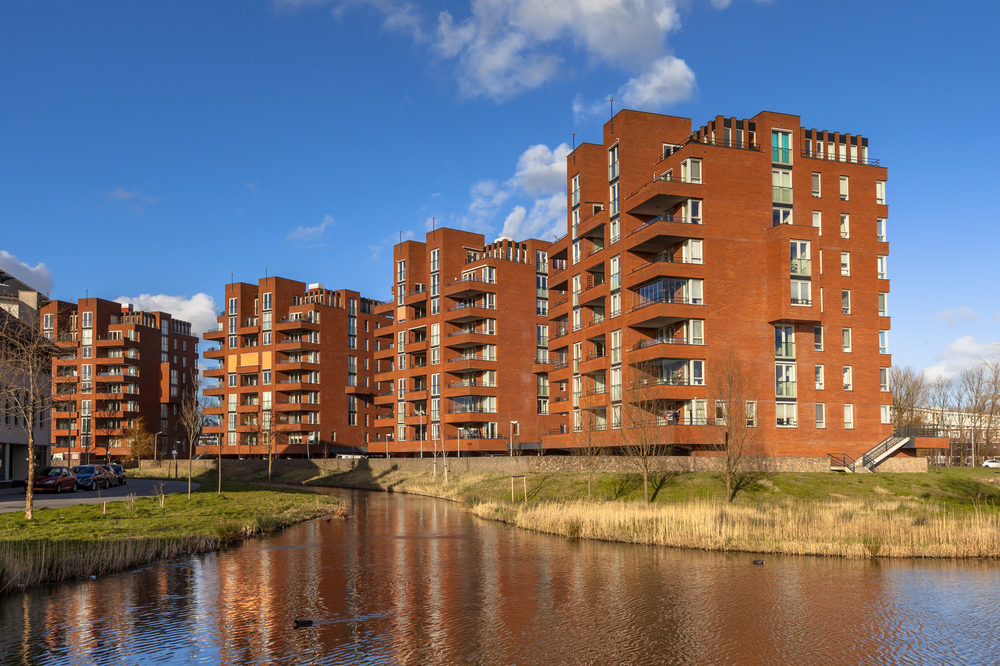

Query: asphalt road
left=0, top=479, right=200, bottom=514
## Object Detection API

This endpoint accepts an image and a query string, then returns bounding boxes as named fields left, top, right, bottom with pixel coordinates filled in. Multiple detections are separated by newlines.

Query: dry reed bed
left=0, top=535, right=220, bottom=593
left=469, top=498, right=1000, bottom=558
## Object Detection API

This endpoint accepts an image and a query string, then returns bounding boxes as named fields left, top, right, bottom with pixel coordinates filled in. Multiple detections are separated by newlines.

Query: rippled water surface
left=3, top=489, right=999, bottom=665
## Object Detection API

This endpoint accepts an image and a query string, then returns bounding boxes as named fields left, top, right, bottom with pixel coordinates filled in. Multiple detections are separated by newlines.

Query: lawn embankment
left=0, top=477, right=341, bottom=593
left=308, top=464, right=1000, bottom=559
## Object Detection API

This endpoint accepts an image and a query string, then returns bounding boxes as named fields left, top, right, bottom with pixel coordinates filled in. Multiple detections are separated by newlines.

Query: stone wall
left=137, top=453, right=925, bottom=479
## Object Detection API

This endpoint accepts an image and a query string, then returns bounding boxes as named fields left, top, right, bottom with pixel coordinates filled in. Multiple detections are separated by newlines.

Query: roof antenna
left=265, top=267, right=268, bottom=280
left=572, top=132, right=576, bottom=164
left=610, top=97, right=614, bottom=133
left=432, top=216, right=436, bottom=240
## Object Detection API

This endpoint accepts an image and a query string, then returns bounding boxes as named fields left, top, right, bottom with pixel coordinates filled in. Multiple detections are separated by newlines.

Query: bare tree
left=254, top=398, right=286, bottom=487
left=571, top=407, right=607, bottom=501
left=179, top=376, right=210, bottom=498
left=617, top=361, right=673, bottom=503
left=123, top=416, right=152, bottom=467
left=0, top=310, right=67, bottom=520
left=889, top=365, right=929, bottom=428
left=709, top=352, right=763, bottom=503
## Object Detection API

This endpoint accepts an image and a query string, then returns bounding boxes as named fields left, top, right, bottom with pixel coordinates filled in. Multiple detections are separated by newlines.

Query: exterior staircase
left=829, top=426, right=943, bottom=473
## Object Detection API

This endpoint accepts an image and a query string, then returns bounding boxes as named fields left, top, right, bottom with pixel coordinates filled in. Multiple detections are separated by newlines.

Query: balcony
left=276, top=317, right=320, bottom=333
left=579, top=353, right=608, bottom=376
left=532, top=358, right=560, bottom=374
left=626, top=296, right=705, bottom=329
left=446, top=354, right=497, bottom=372
left=345, top=384, right=376, bottom=395
left=276, top=337, right=320, bottom=352
left=444, top=330, right=496, bottom=349
left=443, top=409, right=496, bottom=424
left=444, top=303, right=495, bottom=324
left=446, top=380, right=498, bottom=397
left=626, top=214, right=703, bottom=254
left=444, top=276, right=497, bottom=299
left=405, top=288, right=428, bottom=306
left=624, top=174, right=703, bottom=218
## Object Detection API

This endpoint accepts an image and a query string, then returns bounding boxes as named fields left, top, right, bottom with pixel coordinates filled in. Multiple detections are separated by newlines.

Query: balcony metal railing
left=801, top=149, right=880, bottom=167
left=447, top=275, right=495, bottom=288
left=630, top=336, right=702, bottom=351
left=631, top=294, right=703, bottom=312
left=627, top=214, right=699, bottom=239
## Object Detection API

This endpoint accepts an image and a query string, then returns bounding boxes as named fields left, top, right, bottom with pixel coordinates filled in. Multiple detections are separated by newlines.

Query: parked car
left=71, top=465, right=112, bottom=491
left=983, top=459, right=1000, bottom=468
left=109, top=464, right=127, bottom=485
left=99, top=464, right=121, bottom=486
left=32, top=466, right=77, bottom=494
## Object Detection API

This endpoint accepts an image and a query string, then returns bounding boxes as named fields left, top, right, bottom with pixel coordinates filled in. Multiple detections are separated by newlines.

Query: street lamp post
left=153, top=431, right=162, bottom=465
left=172, top=449, right=178, bottom=479
left=420, top=412, right=424, bottom=458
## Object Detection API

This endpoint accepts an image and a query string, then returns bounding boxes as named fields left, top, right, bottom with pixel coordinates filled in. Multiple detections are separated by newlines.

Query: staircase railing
left=861, top=435, right=906, bottom=471
left=829, top=453, right=856, bottom=472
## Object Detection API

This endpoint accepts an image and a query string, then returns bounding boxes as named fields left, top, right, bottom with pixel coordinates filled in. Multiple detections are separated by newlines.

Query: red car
left=32, top=466, right=77, bottom=494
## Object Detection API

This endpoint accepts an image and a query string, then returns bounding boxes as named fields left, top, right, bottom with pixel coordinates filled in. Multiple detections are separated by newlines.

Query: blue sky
left=1, top=0, right=997, bottom=378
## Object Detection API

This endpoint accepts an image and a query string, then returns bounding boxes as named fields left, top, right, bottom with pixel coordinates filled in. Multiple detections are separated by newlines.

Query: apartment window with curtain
left=844, top=404, right=854, bottom=429
left=772, top=130, right=792, bottom=164
left=842, top=328, right=852, bottom=353
left=839, top=176, right=849, bottom=201
left=816, top=403, right=826, bottom=429
left=811, top=172, right=821, bottom=197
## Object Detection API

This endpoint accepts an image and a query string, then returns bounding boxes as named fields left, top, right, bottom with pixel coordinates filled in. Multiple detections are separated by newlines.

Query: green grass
left=0, top=474, right=341, bottom=592
left=305, top=465, right=1000, bottom=512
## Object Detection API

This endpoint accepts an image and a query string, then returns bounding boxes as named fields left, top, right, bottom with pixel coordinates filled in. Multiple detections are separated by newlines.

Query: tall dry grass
left=0, top=536, right=220, bottom=593
left=469, top=498, right=1000, bottom=559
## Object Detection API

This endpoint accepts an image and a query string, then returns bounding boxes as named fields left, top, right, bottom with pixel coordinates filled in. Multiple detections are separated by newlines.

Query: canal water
left=2, top=488, right=998, bottom=665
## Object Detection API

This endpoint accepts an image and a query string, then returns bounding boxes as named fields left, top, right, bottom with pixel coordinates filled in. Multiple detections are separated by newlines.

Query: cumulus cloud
left=934, top=306, right=982, bottom=327
left=104, top=186, right=160, bottom=213
left=0, top=250, right=54, bottom=294
left=500, top=193, right=566, bottom=241
left=574, top=55, right=695, bottom=120
left=286, top=214, right=336, bottom=246
left=287, top=0, right=698, bottom=104
left=114, top=293, right=219, bottom=336
left=434, top=0, right=685, bottom=101
left=923, top=336, right=999, bottom=380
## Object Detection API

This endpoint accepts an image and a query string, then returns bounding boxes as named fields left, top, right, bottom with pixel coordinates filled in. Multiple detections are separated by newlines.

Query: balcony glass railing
left=776, top=381, right=797, bottom=398
left=790, top=258, right=811, bottom=276
left=775, top=342, right=795, bottom=358
left=772, top=186, right=793, bottom=204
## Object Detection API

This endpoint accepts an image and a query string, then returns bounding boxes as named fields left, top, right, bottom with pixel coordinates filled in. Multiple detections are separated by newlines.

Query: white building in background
left=0, top=269, right=51, bottom=483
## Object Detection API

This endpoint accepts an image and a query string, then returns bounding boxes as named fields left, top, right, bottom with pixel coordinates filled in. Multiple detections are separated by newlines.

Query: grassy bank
left=0, top=477, right=340, bottom=593
left=305, top=465, right=1000, bottom=559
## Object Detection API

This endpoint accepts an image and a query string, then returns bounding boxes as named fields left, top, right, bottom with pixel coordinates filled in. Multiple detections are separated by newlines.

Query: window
left=876, top=218, right=887, bottom=242
left=228, top=298, right=237, bottom=315
left=228, top=373, right=237, bottom=387
left=877, top=255, right=887, bottom=280
left=816, top=403, right=826, bottom=429
left=841, top=252, right=851, bottom=277
left=776, top=403, right=797, bottom=427
left=772, top=130, right=792, bottom=164
left=815, top=365, right=825, bottom=390
left=262, top=292, right=272, bottom=311
left=263, top=370, right=271, bottom=385
left=746, top=401, right=757, bottom=427
left=773, top=207, right=792, bottom=226
left=840, top=214, right=850, bottom=239
left=715, top=401, right=727, bottom=426
left=610, top=255, right=620, bottom=290
left=791, top=280, right=811, bottom=306
left=775, top=325, right=794, bottom=358
left=610, top=217, right=620, bottom=244
left=610, top=366, right=621, bottom=401
left=844, top=404, right=854, bottom=429
left=881, top=404, right=891, bottom=424
left=536, top=299, right=548, bottom=316
left=790, top=241, right=809, bottom=276
left=686, top=199, right=702, bottom=224
left=430, top=248, right=440, bottom=273
left=876, top=180, right=886, bottom=205
left=776, top=364, right=796, bottom=398
left=878, top=293, right=888, bottom=317
left=431, top=273, right=440, bottom=297
left=772, top=169, right=792, bottom=203
left=608, top=144, right=619, bottom=180
left=431, top=373, right=440, bottom=396
left=843, top=366, right=853, bottom=391
left=879, top=330, right=889, bottom=354
left=397, top=260, right=406, bottom=282
left=611, top=330, right=622, bottom=364
left=839, top=176, right=849, bottom=201
left=842, top=328, right=852, bottom=352
left=842, top=290, right=851, bottom=315
left=681, top=158, right=702, bottom=184
left=811, top=173, right=821, bottom=197
left=431, top=298, right=439, bottom=316
left=610, top=293, right=621, bottom=318
left=812, top=211, right=822, bottom=236
left=610, top=182, right=620, bottom=215
left=571, top=174, right=580, bottom=206
left=880, top=367, right=889, bottom=392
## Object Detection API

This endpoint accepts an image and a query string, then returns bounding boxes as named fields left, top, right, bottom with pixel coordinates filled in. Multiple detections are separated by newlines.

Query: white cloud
left=710, top=0, right=732, bottom=8
left=500, top=192, right=566, bottom=241
left=286, top=214, right=336, bottom=245
left=434, top=0, right=685, bottom=101
left=934, top=306, right=982, bottom=327
left=923, top=336, right=999, bottom=380
left=104, top=187, right=160, bottom=213
left=113, top=293, right=219, bottom=336
left=0, top=250, right=54, bottom=295
left=461, top=179, right=512, bottom=232
left=509, top=143, right=572, bottom=196
left=618, top=55, right=695, bottom=108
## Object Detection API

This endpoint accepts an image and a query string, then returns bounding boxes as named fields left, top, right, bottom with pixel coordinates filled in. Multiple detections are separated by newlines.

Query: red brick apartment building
left=201, top=277, right=387, bottom=458
left=542, top=109, right=893, bottom=459
left=41, top=299, right=199, bottom=463
left=373, top=229, right=556, bottom=455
